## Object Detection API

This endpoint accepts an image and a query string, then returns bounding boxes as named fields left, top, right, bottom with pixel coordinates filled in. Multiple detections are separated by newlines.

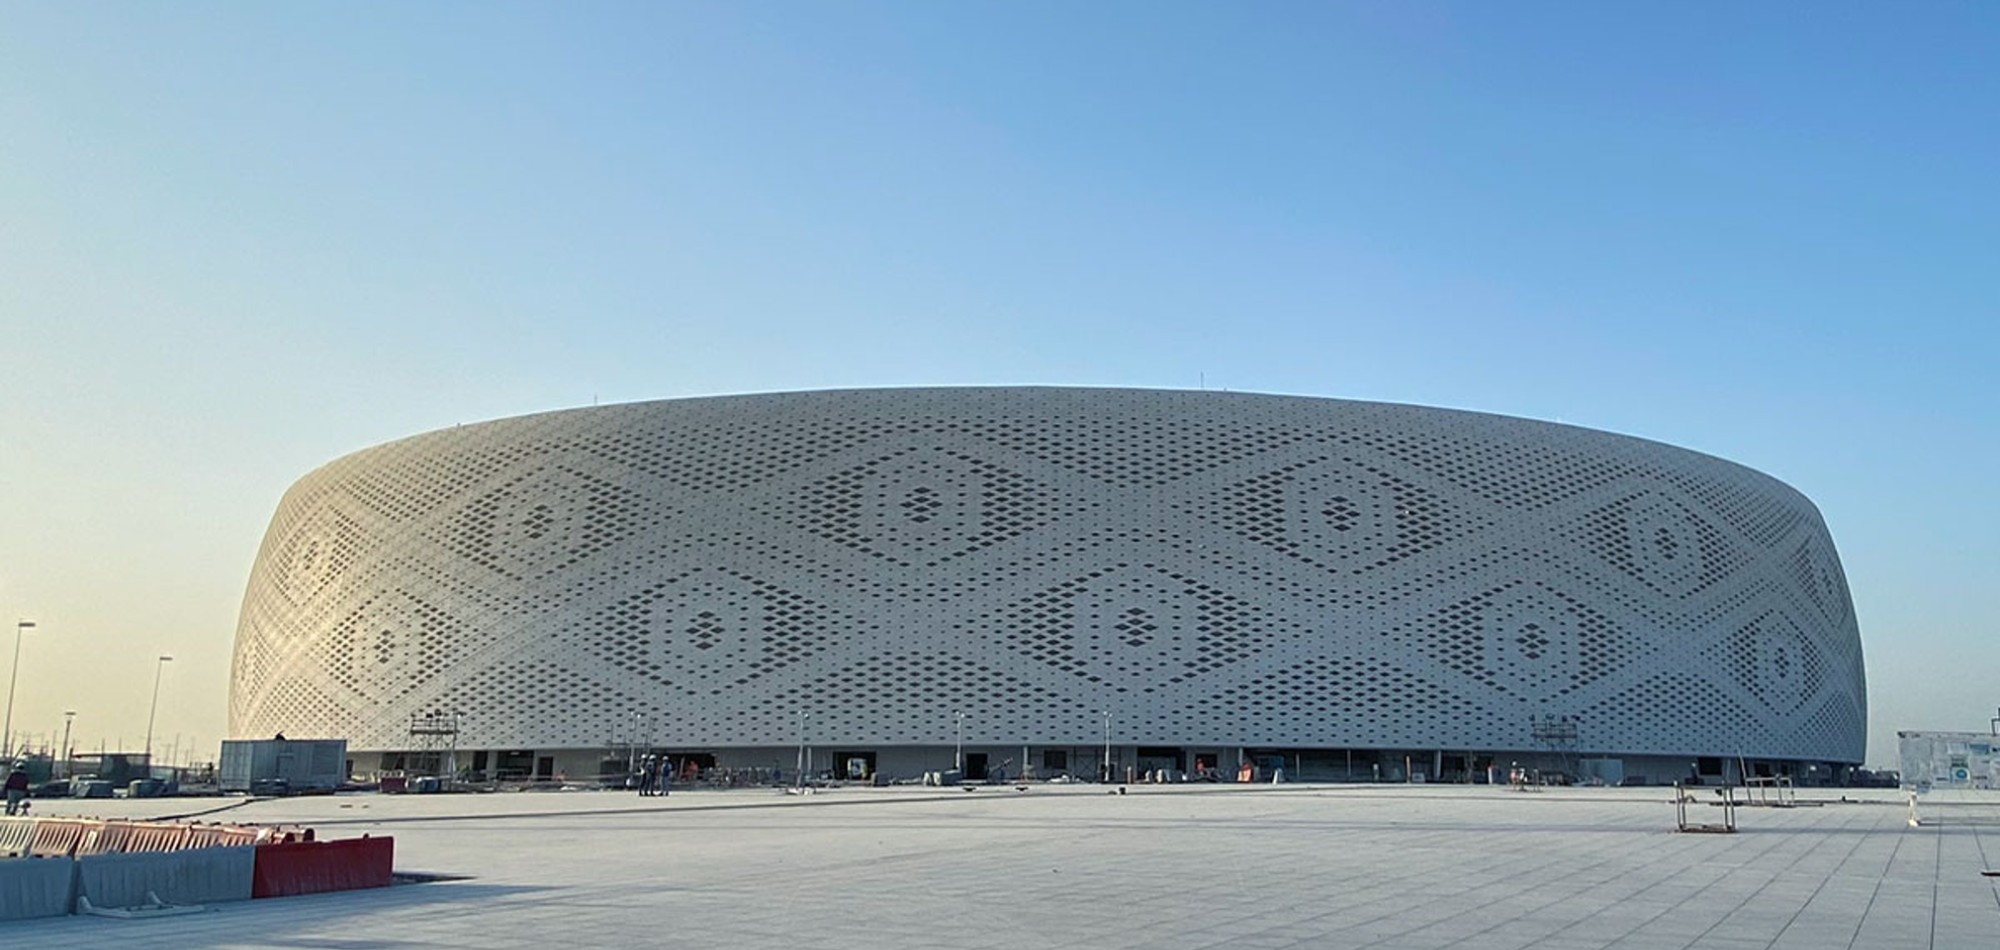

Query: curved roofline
left=310, top=386, right=1810, bottom=508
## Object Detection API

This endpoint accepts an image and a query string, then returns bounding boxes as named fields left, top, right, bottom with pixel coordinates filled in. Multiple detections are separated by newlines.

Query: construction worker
left=4, top=763, right=29, bottom=815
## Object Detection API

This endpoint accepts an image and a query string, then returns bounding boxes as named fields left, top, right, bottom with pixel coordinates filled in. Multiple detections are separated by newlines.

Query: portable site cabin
left=219, top=738, right=348, bottom=793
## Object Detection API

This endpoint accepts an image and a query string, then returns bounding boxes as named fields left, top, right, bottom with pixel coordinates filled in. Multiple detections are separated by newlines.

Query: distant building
left=230, top=388, right=1865, bottom=784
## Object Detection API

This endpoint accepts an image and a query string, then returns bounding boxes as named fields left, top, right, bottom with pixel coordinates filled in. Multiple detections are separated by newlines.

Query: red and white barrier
left=252, top=835, right=395, bottom=898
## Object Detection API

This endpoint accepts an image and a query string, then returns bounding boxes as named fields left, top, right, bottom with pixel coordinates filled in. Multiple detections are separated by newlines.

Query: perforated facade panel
left=230, top=388, right=1865, bottom=763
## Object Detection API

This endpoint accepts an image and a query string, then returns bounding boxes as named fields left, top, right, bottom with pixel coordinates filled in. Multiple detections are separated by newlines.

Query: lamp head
left=16, top=621, right=33, bottom=630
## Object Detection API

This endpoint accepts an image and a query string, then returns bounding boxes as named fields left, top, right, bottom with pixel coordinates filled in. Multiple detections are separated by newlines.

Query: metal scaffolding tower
left=1530, top=714, right=1580, bottom=781
left=409, top=711, right=461, bottom=780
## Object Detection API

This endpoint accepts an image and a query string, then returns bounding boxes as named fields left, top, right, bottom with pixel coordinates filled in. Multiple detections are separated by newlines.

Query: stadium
left=230, top=388, right=1865, bottom=786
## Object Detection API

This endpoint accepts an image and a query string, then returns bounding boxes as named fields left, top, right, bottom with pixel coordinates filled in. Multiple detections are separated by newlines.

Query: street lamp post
left=626, top=711, right=639, bottom=781
left=143, top=655, right=174, bottom=776
left=59, top=710, right=74, bottom=780
left=954, top=711, right=967, bottom=772
left=1100, top=709, right=1112, bottom=784
left=2, top=621, right=37, bottom=762
left=794, top=712, right=809, bottom=790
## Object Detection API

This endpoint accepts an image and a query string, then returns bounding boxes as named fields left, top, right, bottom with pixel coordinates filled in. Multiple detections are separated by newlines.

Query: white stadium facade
left=230, top=388, right=1865, bottom=786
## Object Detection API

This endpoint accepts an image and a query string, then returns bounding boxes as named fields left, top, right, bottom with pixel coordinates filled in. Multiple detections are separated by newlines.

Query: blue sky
left=1, top=2, right=1994, bottom=767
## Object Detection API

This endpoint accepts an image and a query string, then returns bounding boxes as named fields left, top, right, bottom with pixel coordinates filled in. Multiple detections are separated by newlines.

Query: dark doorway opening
left=833, top=751, right=876, bottom=780
left=1136, top=747, right=1185, bottom=776
left=669, top=752, right=716, bottom=776
left=496, top=750, right=534, bottom=781
left=965, top=752, right=989, bottom=781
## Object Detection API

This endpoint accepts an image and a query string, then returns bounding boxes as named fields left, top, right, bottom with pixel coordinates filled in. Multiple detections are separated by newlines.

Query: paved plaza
left=10, top=784, right=1999, bottom=949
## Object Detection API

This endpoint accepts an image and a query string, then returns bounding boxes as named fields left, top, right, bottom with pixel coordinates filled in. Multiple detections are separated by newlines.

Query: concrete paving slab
left=4, top=784, right=1997, bottom=949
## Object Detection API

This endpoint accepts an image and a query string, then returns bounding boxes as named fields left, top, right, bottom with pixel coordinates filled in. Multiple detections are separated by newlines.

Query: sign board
left=1897, top=731, right=1999, bottom=790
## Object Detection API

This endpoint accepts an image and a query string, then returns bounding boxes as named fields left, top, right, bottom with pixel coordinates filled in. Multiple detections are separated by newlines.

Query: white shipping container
left=219, top=739, right=348, bottom=793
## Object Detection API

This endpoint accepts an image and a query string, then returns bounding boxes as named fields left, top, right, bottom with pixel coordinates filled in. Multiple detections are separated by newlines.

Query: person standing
left=657, top=756, right=671, bottom=797
left=4, top=763, right=29, bottom=815
left=637, top=755, right=655, bottom=797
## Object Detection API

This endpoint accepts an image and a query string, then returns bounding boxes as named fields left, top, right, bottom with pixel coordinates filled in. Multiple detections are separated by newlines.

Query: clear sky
left=2, top=2, right=1994, bottom=769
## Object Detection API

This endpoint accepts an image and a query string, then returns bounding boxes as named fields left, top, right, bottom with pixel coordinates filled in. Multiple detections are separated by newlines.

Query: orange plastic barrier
left=0, top=817, right=36, bottom=857
left=28, top=818, right=97, bottom=858
left=122, top=822, right=194, bottom=854
left=185, top=825, right=256, bottom=849
left=75, top=821, right=130, bottom=856
left=251, top=835, right=393, bottom=898
left=46, top=818, right=304, bottom=857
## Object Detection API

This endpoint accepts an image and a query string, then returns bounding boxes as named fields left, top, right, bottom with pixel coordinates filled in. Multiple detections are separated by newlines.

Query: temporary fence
left=0, top=815, right=392, bottom=918
left=0, top=817, right=301, bottom=860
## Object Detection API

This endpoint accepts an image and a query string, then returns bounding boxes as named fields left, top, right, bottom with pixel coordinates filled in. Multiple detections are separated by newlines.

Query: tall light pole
left=1100, top=709, right=1113, bottom=784
left=143, top=654, right=173, bottom=775
left=2, top=620, right=37, bottom=762
left=626, top=711, right=640, bottom=780
left=59, top=710, right=74, bottom=780
left=954, top=711, right=967, bottom=772
left=794, top=711, right=809, bottom=790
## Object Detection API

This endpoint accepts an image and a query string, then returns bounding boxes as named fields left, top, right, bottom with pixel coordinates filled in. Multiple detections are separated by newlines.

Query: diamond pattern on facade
left=755, top=445, right=1083, bottom=567
left=991, top=563, right=1268, bottom=693
left=273, top=507, right=369, bottom=610
left=1214, top=455, right=1482, bottom=574
left=1572, top=490, right=1748, bottom=599
left=1790, top=534, right=1853, bottom=629
left=574, top=568, right=843, bottom=695
left=432, top=461, right=668, bottom=582
left=312, top=589, right=471, bottom=704
left=1711, top=610, right=1826, bottom=715
left=1421, top=581, right=1634, bottom=701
